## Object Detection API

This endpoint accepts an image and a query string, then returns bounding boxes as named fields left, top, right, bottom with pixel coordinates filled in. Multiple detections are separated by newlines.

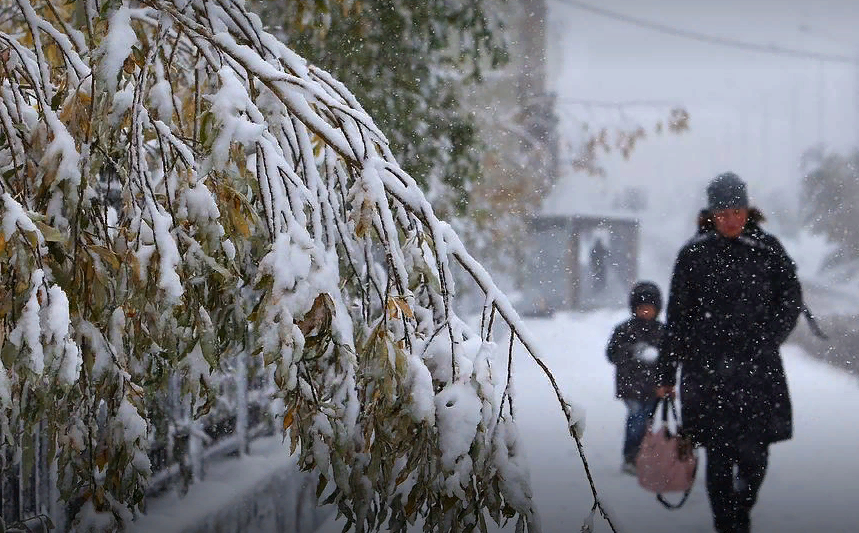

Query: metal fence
left=1, top=423, right=59, bottom=531
left=790, top=313, right=859, bottom=375
left=1, top=352, right=279, bottom=530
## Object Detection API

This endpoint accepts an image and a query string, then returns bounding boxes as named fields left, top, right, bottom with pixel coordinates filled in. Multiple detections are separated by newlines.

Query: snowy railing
left=2, top=516, right=53, bottom=533
left=0, top=353, right=279, bottom=528
left=791, top=313, right=858, bottom=373
left=0, top=424, right=61, bottom=530
left=145, top=353, right=279, bottom=497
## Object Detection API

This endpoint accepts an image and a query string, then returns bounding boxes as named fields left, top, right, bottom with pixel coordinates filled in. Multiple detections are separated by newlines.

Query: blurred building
left=460, top=0, right=560, bottom=296
left=523, top=213, right=639, bottom=314
left=460, top=0, right=642, bottom=314
left=526, top=164, right=645, bottom=312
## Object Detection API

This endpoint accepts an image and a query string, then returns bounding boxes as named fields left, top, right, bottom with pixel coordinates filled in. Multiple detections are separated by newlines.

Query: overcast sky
left=546, top=0, right=859, bottom=226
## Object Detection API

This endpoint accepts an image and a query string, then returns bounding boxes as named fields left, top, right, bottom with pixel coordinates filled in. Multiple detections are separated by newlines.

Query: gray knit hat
left=707, top=172, right=749, bottom=211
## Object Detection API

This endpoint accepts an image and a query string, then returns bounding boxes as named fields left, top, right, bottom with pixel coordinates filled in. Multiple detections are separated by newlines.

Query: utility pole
left=817, top=58, right=825, bottom=148
left=762, top=96, right=770, bottom=183
left=855, top=53, right=859, bottom=149
left=796, top=22, right=828, bottom=149
left=518, top=0, right=546, bottom=104
left=518, top=0, right=558, bottom=183
left=790, top=74, right=798, bottom=165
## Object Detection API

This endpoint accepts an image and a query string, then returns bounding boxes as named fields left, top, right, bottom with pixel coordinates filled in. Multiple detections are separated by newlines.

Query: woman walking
left=656, top=172, right=803, bottom=533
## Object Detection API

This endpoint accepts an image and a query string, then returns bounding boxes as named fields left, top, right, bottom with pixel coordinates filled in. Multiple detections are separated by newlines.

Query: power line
left=528, top=94, right=685, bottom=108
left=554, top=97, right=682, bottom=108
left=553, top=0, right=858, bottom=64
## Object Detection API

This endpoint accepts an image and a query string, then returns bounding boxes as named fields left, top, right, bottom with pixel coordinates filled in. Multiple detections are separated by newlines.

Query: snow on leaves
left=0, top=1, right=594, bottom=532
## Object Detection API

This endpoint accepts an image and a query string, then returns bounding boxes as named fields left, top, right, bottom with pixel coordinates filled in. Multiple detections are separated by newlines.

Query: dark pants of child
left=706, top=439, right=769, bottom=533
left=622, top=399, right=658, bottom=463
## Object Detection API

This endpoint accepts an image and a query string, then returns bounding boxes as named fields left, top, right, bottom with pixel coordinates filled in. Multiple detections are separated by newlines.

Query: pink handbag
left=636, top=397, right=698, bottom=509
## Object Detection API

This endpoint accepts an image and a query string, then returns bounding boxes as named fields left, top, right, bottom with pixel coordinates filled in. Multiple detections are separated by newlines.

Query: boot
left=714, top=520, right=736, bottom=533
left=712, top=494, right=739, bottom=533
left=734, top=505, right=750, bottom=533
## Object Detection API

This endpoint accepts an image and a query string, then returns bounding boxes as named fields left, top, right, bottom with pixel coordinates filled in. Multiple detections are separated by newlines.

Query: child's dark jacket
left=606, top=317, right=665, bottom=402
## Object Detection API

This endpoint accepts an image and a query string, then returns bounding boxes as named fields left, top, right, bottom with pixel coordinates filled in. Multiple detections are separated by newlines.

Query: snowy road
left=510, top=310, right=859, bottom=533
left=317, top=310, right=859, bottom=533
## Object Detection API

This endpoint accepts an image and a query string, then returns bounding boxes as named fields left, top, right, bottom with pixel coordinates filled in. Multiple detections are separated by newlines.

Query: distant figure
left=606, top=281, right=665, bottom=476
left=656, top=172, right=802, bottom=533
left=590, top=238, right=608, bottom=293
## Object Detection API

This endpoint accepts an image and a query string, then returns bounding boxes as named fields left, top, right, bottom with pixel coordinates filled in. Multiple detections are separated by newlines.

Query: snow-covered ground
left=131, top=436, right=328, bottom=533
left=316, top=309, right=859, bottom=533
left=133, top=309, right=858, bottom=533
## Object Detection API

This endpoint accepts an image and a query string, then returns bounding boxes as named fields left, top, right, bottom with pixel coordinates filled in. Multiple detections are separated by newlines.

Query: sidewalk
left=131, top=435, right=329, bottom=533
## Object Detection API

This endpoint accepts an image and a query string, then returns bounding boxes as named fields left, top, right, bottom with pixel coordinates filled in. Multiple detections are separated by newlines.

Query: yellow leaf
left=283, top=405, right=296, bottom=431
left=405, top=483, right=421, bottom=517
left=95, top=449, right=109, bottom=470
left=363, top=427, right=373, bottom=453
left=34, top=220, right=66, bottom=243
left=89, top=245, right=120, bottom=270
left=395, top=467, right=412, bottom=487
left=393, top=297, right=414, bottom=319
left=386, top=296, right=414, bottom=320
left=94, top=486, right=106, bottom=508
left=25, top=228, right=40, bottom=252
left=290, top=425, right=300, bottom=455
left=127, top=383, right=145, bottom=405
left=217, top=184, right=256, bottom=237
left=297, top=293, right=333, bottom=337
left=231, top=206, right=251, bottom=237
left=126, top=252, right=143, bottom=283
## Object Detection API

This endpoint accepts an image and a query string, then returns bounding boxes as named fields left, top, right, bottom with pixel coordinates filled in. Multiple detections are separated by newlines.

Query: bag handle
left=656, top=396, right=697, bottom=510
left=656, top=396, right=681, bottom=434
left=802, top=304, right=828, bottom=339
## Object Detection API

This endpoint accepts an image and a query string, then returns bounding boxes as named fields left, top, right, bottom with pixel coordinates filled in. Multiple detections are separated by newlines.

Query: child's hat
left=629, top=281, right=662, bottom=313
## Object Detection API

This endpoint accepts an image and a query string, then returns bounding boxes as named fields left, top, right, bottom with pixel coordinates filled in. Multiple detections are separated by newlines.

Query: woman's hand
left=655, top=386, right=675, bottom=398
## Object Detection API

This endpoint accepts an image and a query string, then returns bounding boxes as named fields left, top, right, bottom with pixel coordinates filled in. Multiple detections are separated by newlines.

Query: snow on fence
left=788, top=280, right=859, bottom=376
left=145, top=353, right=278, bottom=497
left=0, top=423, right=60, bottom=531
left=1, top=353, right=281, bottom=530
left=791, top=313, right=859, bottom=375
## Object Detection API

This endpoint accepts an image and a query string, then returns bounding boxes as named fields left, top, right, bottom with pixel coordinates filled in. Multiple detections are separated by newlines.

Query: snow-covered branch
left=0, top=1, right=608, bottom=531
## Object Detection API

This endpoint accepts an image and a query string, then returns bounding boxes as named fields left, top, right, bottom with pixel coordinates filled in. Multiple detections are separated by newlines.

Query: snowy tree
left=563, top=105, right=690, bottom=178
left=250, top=0, right=507, bottom=219
left=0, top=1, right=608, bottom=532
left=801, top=147, right=859, bottom=271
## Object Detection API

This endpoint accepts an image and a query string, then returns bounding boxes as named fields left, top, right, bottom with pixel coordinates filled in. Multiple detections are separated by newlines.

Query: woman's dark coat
left=658, top=221, right=802, bottom=447
left=607, top=317, right=665, bottom=402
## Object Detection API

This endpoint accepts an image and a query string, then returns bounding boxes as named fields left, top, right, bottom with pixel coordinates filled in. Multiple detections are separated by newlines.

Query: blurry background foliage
left=252, top=0, right=510, bottom=218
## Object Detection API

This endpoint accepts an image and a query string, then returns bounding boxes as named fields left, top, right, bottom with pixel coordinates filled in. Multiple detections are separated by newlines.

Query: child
left=606, top=281, right=666, bottom=475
